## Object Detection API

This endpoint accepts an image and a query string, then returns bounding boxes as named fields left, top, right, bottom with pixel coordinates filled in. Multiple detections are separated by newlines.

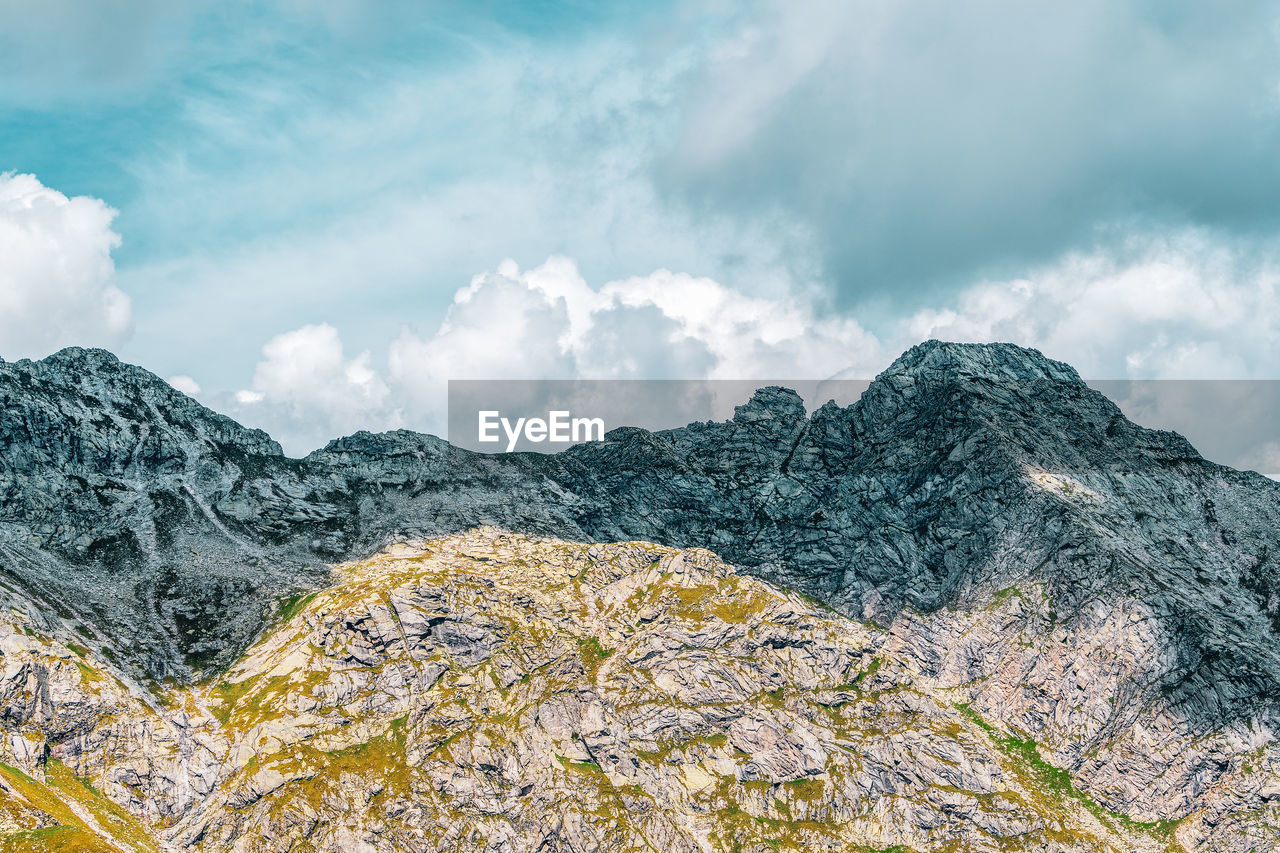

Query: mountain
left=1, top=341, right=1278, bottom=850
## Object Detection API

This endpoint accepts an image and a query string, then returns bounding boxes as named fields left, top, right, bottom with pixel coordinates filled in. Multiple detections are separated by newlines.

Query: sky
left=3, top=0, right=1280, bottom=456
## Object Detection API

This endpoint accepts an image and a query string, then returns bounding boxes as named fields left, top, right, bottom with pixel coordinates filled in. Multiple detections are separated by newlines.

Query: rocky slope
left=0, top=529, right=1226, bottom=852
left=1, top=340, right=1279, bottom=849
left=0, top=348, right=330, bottom=678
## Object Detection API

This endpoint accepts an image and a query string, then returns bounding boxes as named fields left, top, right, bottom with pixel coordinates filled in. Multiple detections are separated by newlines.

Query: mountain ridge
left=3, top=340, right=1280, bottom=849
left=2, top=340, right=1276, bottom=682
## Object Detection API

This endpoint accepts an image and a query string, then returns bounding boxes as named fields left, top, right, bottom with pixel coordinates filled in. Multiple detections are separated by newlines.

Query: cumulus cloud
left=387, top=256, right=883, bottom=409
left=231, top=323, right=398, bottom=454
left=596, top=269, right=881, bottom=379
left=0, top=173, right=133, bottom=360
left=901, top=232, right=1280, bottom=378
left=238, top=256, right=882, bottom=452
left=166, top=375, right=200, bottom=395
left=391, top=259, right=581, bottom=387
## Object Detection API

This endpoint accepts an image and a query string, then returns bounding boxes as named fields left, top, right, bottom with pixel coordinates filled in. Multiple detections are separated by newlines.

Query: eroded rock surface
left=4, top=530, right=1240, bottom=852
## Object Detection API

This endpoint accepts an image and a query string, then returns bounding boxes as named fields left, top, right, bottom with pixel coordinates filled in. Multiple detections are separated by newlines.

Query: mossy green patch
left=556, top=754, right=603, bottom=774
left=209, top=673, right=291, bottom=728
left=578, top=636, right=614, bottom=675
left=0, top=759, right=158, bottom=852
left=955, top=703, right=1185, bottom=851
left=73, top=661, right=101, bottom=684
left=993, top=586, right=1025, bottom=602
left=711, top=593, right=769, bottom=624
left=782, top=777, right=824, bottom=803
left=275, top=591, right=318, bottom=625
left=832, top=657, right=882, bottom=691
left=0, top=825, right=113, bottom=853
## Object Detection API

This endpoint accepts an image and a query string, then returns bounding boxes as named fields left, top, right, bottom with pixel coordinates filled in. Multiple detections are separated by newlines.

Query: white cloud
left=901, top=233, right=1280, bottom=379
left=166, top=374, right=200, bottom=395
left=229, top=240, right=1280, bottom=457
left=231, top=323, right=398, bottom=454
left=236, top=256, right=881, bottom=453
left=0, top=173, right=133, bottom=359
left=250, top=324, right=390, bottom=412
left=387, top=255, right=882, bottom=410
left=597, top=268, right=881, bottom=379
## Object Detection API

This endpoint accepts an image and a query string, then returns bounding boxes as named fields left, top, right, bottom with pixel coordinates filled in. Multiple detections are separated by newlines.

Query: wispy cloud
left=661, top=0, right=1280, bottom=300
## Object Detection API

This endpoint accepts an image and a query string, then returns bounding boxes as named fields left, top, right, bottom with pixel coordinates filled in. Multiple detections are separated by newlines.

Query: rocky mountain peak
left=25, top=345, right=170, bottom=403
left=881, top=339, right=1084, bottom=385
left=2, top=345, right=283, bottom=458
left=854, top=340, right=1086, bottom=435
left=732, top=386, right=807, bottom=424
left=307, top=428, right=451, bottom=463
left=40, top=344, right=124, bottom=369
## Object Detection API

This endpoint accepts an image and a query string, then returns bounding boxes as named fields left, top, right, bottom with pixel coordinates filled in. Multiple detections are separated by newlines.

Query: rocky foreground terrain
left=0, top=529, right=1254, bottom=852
left=0, top=341, right=1278, bottom=850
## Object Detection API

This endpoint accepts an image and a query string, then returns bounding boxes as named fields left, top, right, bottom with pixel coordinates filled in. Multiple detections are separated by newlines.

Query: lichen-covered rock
left=0, top=531, right=1214, bottom=852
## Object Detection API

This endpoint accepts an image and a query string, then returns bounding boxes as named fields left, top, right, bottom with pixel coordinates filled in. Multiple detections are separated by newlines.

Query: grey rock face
left=4, top=342, right=1280, bottom=705
left=0, top=348, right=334, bottom=677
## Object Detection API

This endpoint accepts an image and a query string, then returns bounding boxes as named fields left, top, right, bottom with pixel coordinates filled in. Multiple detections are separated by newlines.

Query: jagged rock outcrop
left=7, top=343, right=1280, bottom=693
left=0, top=348, right=332, bottom=678
left=2, top=340, right=1280, bottom=849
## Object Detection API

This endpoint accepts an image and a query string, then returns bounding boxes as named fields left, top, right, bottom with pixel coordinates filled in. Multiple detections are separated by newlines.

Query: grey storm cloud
left=658, top=0, right=1280, bottom=305
left=0, top=0, right=203, bottom=99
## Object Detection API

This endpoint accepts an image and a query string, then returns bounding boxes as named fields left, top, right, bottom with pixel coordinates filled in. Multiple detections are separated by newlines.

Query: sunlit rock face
left=0, top=530, right=1238, bottom=852
left=2, top=341, right=1279, bottom=850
